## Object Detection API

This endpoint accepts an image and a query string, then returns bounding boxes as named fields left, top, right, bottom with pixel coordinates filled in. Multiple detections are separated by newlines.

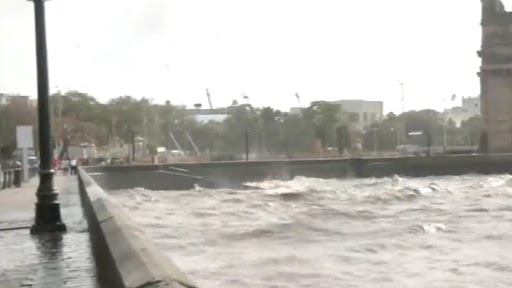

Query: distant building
left=442, top=96, right=481, bottom=127
left=29, top=99, right=38, bottom=108
left=289, top=107, right=304, bottom=115
left=193, top=114, right=229, bottom=123
left=288, top=100, right=384, bottom=131
left=186, top=108, right=230, bottom=123
left=462, top=96, right=481, bottom=116
left=329, top=99, right=384, bottom=131
left=0, top=94, right=30, bottom=106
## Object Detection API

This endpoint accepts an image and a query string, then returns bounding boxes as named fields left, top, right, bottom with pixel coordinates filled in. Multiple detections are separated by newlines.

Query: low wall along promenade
left=84, top=154, right=512, bottom=191
left=77, top=167, right=197, bottom=288
left=74, top=153, right=512, bottom=287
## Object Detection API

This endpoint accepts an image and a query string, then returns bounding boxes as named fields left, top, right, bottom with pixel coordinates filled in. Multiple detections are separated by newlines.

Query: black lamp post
left=131, top=129, right=136, bottom=161
left=30, top=0, right=66, bottom=234
left=244, top=130, right=249, bottom=162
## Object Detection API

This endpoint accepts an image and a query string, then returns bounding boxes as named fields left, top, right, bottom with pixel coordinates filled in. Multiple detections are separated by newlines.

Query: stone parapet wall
left=77, top=167, right=197, bottom=288
left=83, top=155, right=512, bottom=191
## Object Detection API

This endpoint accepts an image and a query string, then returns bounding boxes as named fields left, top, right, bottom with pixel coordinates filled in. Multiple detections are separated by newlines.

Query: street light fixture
left=399, top=81, right=405, bottom=114
left=29, top=0, right=66, bottom=234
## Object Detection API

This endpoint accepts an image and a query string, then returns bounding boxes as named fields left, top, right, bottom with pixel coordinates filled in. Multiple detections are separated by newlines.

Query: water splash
left=109, top=174, right=512, bottom=288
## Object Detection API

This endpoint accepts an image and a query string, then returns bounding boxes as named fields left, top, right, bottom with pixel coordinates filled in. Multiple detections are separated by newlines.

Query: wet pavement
left=0, top=176, right=101, bottom=288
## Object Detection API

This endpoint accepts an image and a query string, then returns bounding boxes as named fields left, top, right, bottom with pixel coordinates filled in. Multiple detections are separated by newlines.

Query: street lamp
left=442, top=120, right=448, bottom=152
left=372, top=128, right=378, bottom=156
left=29, top=0, right=66, bottom=234
left=244, top=130, right=249, bottom=162
left=399, top=81, right=405, bottom=114
left=389, top=128, right=400, bottom=149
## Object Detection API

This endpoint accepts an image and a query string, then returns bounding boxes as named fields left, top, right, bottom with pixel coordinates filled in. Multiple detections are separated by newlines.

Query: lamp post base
left=30, top=202, right=67, bottom=234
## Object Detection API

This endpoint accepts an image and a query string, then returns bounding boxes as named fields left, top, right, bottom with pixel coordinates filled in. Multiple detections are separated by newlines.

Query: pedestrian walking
left=62, top=159, right=70, bottom=176
left=70, top=158, right=78, bottom=175
left=52, top=157, right=59, bottom=171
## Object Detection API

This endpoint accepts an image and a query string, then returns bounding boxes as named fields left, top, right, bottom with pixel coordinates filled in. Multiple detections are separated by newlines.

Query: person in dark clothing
left=70, top=158, right=78, bottom=175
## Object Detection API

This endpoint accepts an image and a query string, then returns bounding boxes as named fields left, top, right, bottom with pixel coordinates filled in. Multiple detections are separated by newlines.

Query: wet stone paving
left=0, top=177, right=101, bottom=288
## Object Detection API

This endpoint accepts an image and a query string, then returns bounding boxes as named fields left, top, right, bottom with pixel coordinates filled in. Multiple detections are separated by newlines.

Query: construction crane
left=169, top=130, right=201, bottom=157
left=205, top=89, right=214, bottom=109
left=295, top=92, right=302, bottom=107
left=169, top=132, right=184, bottom=154
left=185, top=131, right=200, bottom=156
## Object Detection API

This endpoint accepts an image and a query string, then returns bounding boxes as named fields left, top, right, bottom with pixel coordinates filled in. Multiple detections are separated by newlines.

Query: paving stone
left=0, top=176, right=101, bottom=288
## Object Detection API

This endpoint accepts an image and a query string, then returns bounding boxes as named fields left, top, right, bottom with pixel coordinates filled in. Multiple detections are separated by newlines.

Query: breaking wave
left=110, top=174, right=512, bottom=288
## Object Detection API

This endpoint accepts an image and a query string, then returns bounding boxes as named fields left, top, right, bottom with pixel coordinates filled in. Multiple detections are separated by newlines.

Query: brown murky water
left=109, top=175, right=512, bottom=288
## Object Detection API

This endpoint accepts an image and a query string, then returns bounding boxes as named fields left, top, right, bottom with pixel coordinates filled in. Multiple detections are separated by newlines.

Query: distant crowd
left=52, top=157, right=80, bottom=175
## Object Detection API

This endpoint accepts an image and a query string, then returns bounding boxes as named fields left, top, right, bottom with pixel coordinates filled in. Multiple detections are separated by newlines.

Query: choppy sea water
left=109, top=175, right=512, bottom=288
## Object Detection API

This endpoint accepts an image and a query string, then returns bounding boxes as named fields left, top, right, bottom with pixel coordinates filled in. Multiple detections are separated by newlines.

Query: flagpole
left=443, top=119, right=447, bottom=152
left=442, top=94, right=456, bottom=152
left=399, top=81, right=404, bottom=114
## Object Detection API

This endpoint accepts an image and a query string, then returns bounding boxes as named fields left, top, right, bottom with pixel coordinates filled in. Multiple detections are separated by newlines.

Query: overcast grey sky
left=1, top=0, right=508, bottom=113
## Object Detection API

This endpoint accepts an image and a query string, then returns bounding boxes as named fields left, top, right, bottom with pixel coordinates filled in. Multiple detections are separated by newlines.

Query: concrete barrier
left=354, top=154, right=512, bottom=177
left=82, top=154, right=512, bottom=191
left=84, top=158, right=354, bottom=191
left=77, top=167, right=197, bottom=288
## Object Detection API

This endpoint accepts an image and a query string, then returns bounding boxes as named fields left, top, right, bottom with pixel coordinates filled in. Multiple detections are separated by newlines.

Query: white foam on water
left=109, top=174, right=512, bottom=288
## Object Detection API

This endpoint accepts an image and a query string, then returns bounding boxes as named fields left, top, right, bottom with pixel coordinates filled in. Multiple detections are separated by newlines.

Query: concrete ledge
left=78, top=167, right=197, bottom=288
left=83, top=154, right=512, bottom=191
left=85, top=159, right=353, bottom=191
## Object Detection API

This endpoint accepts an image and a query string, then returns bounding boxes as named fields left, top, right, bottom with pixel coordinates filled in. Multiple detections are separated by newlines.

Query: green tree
left=222, top=105, right=259, bottom=154
left=281, top=114, right=314, bottom=154
left=0, top=99, right=37, bottom=157
left=362, top=110, right=447, bottom=152
left=461, top=116, right=483, bottom=146
left=302, top=101, right=341, bottom=148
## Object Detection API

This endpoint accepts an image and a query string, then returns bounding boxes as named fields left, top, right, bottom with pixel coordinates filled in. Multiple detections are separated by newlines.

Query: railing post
left=245, top=130, right=249, bottom=162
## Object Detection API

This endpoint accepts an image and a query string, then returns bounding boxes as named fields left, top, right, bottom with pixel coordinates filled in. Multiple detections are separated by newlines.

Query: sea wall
left=85, top=158, right=354, bottom=191
left=83, top=154, right=512, bottom=191
left=77, top=167, right=197, bottom=288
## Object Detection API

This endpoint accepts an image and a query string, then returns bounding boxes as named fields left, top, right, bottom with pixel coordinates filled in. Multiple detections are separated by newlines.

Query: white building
left=193, top=114, right=229, bottom=123
left=0, top=94, right=30, bottom=106
left=289, top=107, right=303, bottom=115
left=462, top=96, right=480, bottom=116
left=442, top=96, right=481, bottom=127
left=186, top=108, right=230, bottom=123
left=288, top=100, right=384, bottom=131
left=330, top=99, right=384, bottom=131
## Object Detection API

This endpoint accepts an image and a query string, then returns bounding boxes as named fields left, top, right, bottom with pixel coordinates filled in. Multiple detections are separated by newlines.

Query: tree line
left=0, top=91, right=483, bottom=159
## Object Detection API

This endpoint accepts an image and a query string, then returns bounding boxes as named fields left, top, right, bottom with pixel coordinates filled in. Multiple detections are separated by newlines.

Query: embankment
left=77, top=167, right=197, bottom=288
left=83, top=154, right=512, bottom=191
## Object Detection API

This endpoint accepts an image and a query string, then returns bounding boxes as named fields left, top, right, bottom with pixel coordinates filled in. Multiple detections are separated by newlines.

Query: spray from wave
left=110, top=174, right=512, bottom=288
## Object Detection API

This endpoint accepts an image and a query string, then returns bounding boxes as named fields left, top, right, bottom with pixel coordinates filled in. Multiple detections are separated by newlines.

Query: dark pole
left=244, top=130, right=249, bottom=162
left=425, top=130, right=431, bottom=157
left=373, top=128, right=378, bottom=156
left=30, top=0, right=66, bottom=234
left=335, top=127, right=341, bottom=157
left=131, top=130, right=136, bottom=161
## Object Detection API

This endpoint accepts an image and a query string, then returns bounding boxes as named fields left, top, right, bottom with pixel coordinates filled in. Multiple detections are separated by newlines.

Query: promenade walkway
left=0, top=176, right=101, bottom=288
